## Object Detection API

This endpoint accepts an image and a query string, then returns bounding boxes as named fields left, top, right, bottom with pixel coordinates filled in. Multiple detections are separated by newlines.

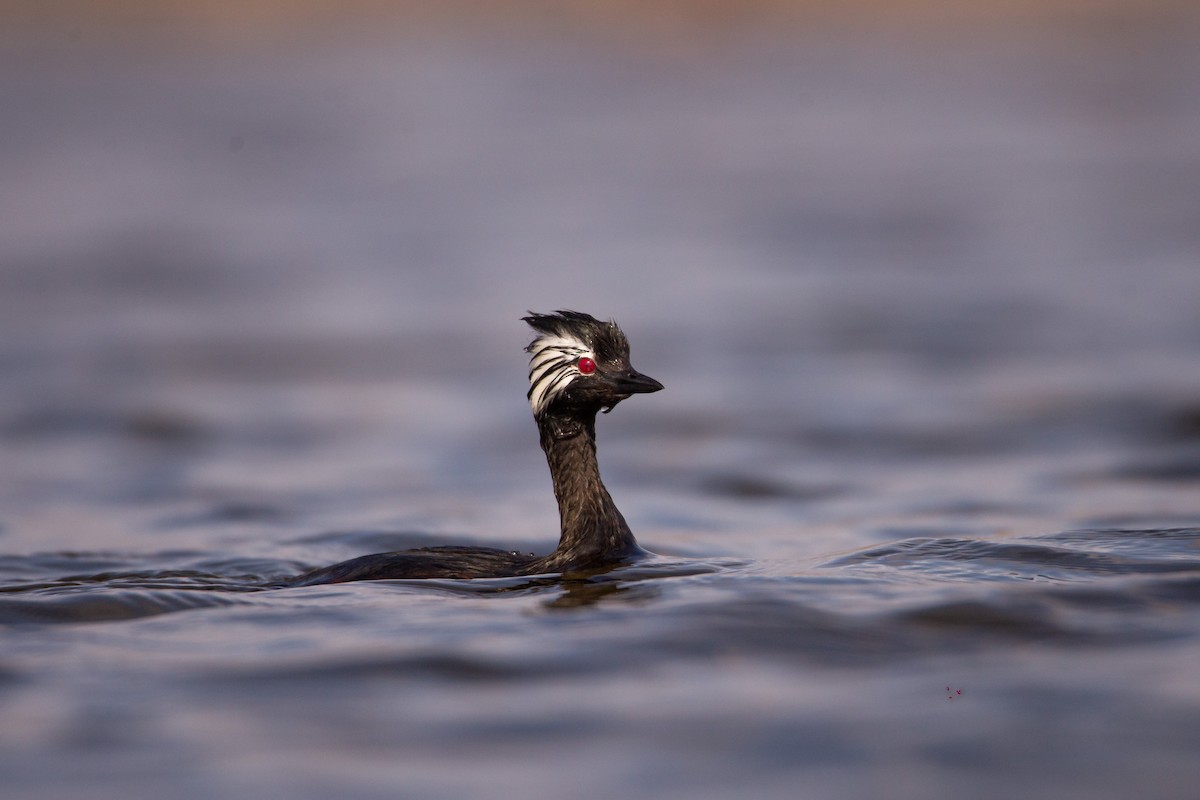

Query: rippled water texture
left=3, top=7, right=1200, bottom=799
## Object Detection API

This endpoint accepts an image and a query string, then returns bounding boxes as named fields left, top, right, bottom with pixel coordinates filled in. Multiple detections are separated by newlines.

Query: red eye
left=577, top=356, right=596, bottom=375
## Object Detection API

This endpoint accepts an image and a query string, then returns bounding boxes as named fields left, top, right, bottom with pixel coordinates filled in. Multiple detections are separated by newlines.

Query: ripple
left=826, top=530, right=1200, bottom=582
left=0, top=586, right=253, bottom=625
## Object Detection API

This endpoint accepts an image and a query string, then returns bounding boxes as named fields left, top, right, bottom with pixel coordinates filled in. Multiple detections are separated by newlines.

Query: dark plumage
left=286, top=310, right=662, bottom=586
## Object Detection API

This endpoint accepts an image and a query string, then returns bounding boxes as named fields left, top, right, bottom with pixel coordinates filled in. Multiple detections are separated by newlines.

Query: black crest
left=522, top=310, right=629, bottom=362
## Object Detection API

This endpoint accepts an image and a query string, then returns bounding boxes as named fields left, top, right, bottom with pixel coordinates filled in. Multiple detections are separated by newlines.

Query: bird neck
left=537, top=411, right=639, bottom=566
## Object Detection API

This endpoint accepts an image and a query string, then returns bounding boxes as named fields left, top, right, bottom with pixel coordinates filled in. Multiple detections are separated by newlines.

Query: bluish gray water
left=3, top=16, right=1200, bottom=799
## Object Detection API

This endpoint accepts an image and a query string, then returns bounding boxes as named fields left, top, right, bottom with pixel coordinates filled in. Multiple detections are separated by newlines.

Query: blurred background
left=3, top=2, right=1200, bottom=799
left=4, top=0, right=1200, bottom=546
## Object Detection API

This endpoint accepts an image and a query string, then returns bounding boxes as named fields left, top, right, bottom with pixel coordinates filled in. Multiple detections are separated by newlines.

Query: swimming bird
left=287, top=310, right=663, bottom=585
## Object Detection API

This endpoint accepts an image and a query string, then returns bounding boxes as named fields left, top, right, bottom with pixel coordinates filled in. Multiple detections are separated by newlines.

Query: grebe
left=287, top=310, right=663, bottom=585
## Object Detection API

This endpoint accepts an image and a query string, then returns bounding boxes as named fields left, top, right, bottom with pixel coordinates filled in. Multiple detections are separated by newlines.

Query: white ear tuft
left=526, top=333, right=594, bottom=416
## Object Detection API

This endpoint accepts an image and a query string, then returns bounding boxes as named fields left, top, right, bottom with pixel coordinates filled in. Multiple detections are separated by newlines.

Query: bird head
left=523, top=310, right=663, bottom=420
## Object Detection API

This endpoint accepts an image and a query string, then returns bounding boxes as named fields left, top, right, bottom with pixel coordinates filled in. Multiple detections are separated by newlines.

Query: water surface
left=3, top=14, right=1200, bottom=799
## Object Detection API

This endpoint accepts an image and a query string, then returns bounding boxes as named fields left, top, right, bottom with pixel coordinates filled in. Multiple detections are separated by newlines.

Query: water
left=3, top=10, right=1200, bottom=798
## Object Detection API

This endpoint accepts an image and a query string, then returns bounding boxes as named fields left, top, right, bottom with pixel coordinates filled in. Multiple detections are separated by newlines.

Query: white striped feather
left=526, top=333, right=594, bottom=417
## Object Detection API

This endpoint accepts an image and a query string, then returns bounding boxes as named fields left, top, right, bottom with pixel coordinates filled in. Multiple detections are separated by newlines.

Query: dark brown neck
left=536, top=411, right=640, bottom=570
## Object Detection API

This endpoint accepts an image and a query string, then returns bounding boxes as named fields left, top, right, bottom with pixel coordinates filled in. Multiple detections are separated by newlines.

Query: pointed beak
left=612, top=368, right=663, bottom=395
